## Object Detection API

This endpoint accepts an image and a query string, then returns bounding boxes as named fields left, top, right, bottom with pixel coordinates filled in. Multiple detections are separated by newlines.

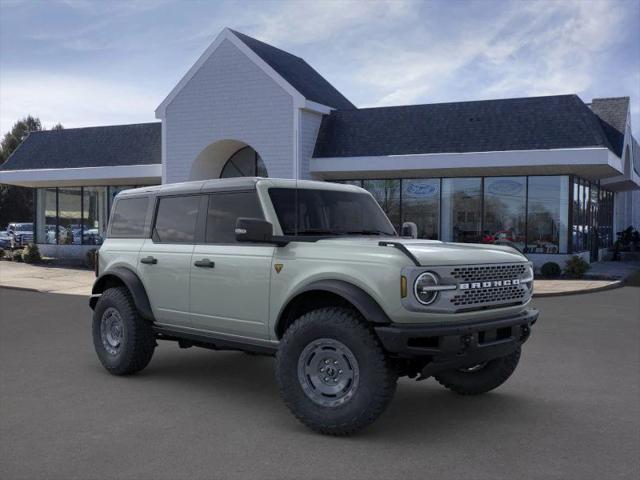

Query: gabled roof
left=0, top=123, right=161, bottom=171
left=589, top=97, right=630, bottom=157
left=313, top=94, right=616, bottom=158
left=229, top=30, right=355, bottom=110
left=156, top=28, right=355, bottom=116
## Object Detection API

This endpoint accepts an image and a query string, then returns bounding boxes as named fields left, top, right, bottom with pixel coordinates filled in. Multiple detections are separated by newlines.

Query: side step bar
left=153, top=326, right=278, bottom=356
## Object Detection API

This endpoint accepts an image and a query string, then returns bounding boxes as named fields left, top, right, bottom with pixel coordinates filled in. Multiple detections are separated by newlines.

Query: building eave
left=311, top=147, right=631, bottom=184
left=0, top=164, right=162, bottom=188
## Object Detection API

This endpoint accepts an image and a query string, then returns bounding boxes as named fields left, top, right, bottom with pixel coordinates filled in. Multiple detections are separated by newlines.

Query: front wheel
left=434, top=347, right=521, bottom=395
left=276, top=307, right=397, bottom=436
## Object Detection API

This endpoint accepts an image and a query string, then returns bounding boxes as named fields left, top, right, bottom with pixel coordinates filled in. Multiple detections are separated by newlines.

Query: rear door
left=189, top=190, right=274, bottom=339
left=137, top=194, right=204, bottom=328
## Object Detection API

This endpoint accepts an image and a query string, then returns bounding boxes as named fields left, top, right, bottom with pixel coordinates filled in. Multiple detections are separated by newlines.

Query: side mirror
left=401, top=221, right=418, bottom=239
left=235, top=217, right=275, bottom=243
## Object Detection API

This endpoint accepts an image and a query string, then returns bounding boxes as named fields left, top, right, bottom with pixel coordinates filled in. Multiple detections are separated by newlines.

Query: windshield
left=13, top=224, right=33, bottom=231
left=268, top=188, right=397, bottom=236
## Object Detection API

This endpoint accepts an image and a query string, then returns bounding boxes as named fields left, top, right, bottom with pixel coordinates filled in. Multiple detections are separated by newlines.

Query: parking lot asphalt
left=1, top=287, right=638, bottom=480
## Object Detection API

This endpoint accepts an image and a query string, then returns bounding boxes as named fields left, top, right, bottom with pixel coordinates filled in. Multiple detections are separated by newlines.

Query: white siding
left=163, top=39, right=294, bottom=182
left=299, top=110, right=323, bottom=180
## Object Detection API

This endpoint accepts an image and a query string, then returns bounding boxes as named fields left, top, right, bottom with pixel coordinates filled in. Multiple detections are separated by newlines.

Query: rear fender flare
left=90, top=267, right=154, bottom=322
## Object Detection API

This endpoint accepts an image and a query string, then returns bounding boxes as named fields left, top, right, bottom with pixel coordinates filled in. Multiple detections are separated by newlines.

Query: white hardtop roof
left=116, top=177, right=363, bottom=198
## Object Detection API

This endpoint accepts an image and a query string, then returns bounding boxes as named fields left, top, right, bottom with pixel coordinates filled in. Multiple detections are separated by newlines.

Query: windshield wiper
left=345, top=230, right=392, bottom=236
left=291, top=229, right=344, bottom=236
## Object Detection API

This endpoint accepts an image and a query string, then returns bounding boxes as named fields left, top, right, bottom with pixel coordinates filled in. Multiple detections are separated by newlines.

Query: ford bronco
left=90, top=178, right=537, bottom=435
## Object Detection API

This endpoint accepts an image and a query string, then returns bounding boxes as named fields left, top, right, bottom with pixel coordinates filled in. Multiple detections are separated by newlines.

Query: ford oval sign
left=487, top=179, right=523, bottom=196
left=405, top=182, right=439, bottom=197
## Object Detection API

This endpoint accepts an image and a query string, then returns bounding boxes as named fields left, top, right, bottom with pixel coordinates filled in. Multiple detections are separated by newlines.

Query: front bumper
left=374, top=308, right=538, bottom=377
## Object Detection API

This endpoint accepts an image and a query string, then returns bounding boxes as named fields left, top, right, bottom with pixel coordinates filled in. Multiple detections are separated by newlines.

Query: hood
left=316, top=237, right=528, bottom=266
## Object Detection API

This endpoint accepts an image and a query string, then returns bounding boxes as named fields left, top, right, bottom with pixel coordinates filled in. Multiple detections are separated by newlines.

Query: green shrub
left=0, top=249, right=5, bottom=259
left=85, top=248, right=98, bottom=270
left=21, top=243, right=42, bottom=263
left=12, top=250, right=24, bottom=262
left=564, top=255, right=590, bottom=278
left=540, top=261, right=561, bottom=277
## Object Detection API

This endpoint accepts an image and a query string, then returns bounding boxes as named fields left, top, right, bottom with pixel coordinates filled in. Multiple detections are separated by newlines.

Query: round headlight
left=414, top=272, right=439, bottom=305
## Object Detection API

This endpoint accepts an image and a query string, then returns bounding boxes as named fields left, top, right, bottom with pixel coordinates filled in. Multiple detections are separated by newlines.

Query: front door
left=137, top=194, right=202, bottom=328
left=189, top=191, right=274, bottom=339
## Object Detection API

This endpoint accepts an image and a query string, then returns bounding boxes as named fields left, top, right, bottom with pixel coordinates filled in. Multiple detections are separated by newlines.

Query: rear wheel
left=434, top=348, right=521, bottom=395
left=92, top=287, right=155, bottom=375
left=276, top=307, right=397, bottom=436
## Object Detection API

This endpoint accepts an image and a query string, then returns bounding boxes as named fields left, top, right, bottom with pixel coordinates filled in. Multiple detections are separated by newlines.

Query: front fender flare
left=277, top=279, right=391, bottom=331
left=89, top=267, right=154, bottom=322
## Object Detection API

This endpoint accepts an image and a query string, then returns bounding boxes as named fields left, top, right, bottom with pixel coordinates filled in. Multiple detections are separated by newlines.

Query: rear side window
left=206, top=191, right=263, bottom=243
left=153, top=195, right=201, bottom=243
left=110, top=197, right=149, bottom=238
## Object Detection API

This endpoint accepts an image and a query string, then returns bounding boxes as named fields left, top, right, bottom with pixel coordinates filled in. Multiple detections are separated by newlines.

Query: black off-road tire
left=276, top=307, right=397, bottom=436
left=434, top=347, right=521, bottom=395
left=92, top=287, right=155, bottom=375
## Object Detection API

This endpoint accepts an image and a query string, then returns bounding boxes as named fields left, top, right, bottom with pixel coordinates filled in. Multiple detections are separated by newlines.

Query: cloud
left=347, top=0, right=627, bottom=107
left=0, top=72, right=158, bottom=133
left=248, top=0, right=411, bottom=46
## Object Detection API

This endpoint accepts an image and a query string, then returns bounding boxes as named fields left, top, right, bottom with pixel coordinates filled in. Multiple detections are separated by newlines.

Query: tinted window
left=206, top=191, right=263, bottom=243
left=154, top=195, right=201, bottom=243
left=110, top=197, right=149, bottom=237
left=268, top=188, right=396, bottom=236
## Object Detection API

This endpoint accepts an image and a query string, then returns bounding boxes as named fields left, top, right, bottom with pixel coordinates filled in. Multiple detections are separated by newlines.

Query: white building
left=1, top=28, right=638, bottom=267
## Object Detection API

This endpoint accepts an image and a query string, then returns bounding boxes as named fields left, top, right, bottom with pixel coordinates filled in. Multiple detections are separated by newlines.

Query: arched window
left=220, top=146, right=268, bottom=178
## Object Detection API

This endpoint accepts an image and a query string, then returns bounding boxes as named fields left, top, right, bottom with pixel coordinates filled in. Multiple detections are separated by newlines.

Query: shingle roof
left=589, top=97, right=629, bottom=157
left=0, top=122, right=161, bottom=171
left=313, top=95, right=616, bottom=158
left=230, top=29, right=355, bottom=110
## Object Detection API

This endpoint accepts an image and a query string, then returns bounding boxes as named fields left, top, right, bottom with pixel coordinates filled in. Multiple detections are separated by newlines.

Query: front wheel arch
left=275, top=280, right=391, bottom=339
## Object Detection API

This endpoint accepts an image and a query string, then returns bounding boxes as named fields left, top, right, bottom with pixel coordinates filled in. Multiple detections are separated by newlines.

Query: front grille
left=451, top=284, right=526, bottom=307
left=451, top=264, right=527, bottom=283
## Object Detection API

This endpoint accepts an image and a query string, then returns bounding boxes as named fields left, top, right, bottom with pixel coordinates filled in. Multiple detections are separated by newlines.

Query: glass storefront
left=483, top=177, right=526, bottom=250
left=401, top=179, right=440, bottom=240
left=362, top=180, right=401, bottom=230
left=441, top=178, right=482, bottom=243
left=35, top=188, right=58, bottom=244
left=58, top=188, right=82, bottom=245
left=35, top=185, right=148, bottom=246
left=335, top=174, right=612, bottom=255
left=526, top=176, right=569, bottom=254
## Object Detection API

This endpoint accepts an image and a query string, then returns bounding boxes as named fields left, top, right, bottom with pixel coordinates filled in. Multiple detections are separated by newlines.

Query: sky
left=1, top=0, right=639, bottom=137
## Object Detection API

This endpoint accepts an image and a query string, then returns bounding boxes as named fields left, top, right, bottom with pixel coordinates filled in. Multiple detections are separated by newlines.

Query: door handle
left=194, top=259, right=215, bottom=268
left=140, top=256, right=157, bottom=265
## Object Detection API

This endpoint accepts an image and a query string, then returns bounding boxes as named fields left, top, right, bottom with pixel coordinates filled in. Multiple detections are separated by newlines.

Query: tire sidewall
left=92, top=291, right=134, bottom=372
left=277, top=309, right=395, bottom=429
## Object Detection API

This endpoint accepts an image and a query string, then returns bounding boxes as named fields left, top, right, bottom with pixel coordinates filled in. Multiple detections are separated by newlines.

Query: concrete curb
left=533, top=280, right=623, bottom=298
left=0, top=285, right=89, bottom=296
left=0, top=285, right=41, bottom=293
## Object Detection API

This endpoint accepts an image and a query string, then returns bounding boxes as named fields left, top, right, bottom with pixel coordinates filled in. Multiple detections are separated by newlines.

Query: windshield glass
left=14, top=224, right=33, bottom=231
left=268, top=188, right=396, bottom=236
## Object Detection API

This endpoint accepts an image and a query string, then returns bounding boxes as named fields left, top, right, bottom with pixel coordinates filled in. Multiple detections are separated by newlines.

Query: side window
left=206, top=191, right=263, bottom=243
left=153, top=195, right=201, bottom=243
left=109, top=197, right=149, bottom=238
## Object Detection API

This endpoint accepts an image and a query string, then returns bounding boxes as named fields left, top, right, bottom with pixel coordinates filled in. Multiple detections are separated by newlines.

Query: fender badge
left=274, top=264, right=284, bottom=274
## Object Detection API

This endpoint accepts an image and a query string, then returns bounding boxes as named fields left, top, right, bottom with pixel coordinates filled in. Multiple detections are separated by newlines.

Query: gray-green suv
left=90, top=178, right=537, bottom=435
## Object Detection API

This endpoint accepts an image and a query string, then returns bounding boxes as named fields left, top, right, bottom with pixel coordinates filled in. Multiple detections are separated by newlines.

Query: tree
left=0, top=116, right=60, bottom=229
left=0, top=115, right=42, bottom=163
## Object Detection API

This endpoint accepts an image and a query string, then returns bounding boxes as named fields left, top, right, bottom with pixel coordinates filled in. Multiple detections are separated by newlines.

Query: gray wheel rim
left=297, top=338, right=359, bottom=407
left=100, top=307, right=124, bottom=355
